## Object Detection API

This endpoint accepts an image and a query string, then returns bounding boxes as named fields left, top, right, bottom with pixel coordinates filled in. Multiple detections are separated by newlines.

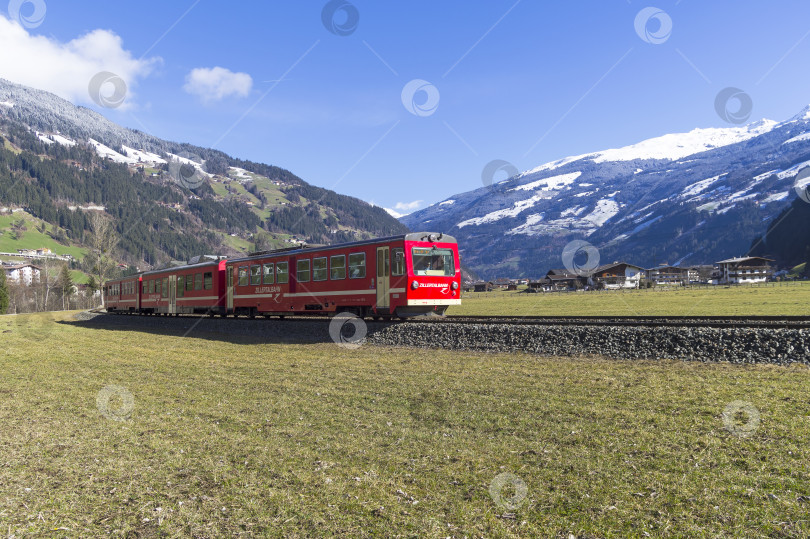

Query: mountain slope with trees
left=749, top=191, right=810, bottom=275
left=0, top=78, right=407, bottom=273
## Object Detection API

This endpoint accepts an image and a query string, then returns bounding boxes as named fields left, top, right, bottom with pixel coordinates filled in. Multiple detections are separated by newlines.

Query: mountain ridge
left=0, top=78, right=407, bottom=270
left=403, top=105, right=810, bottom=278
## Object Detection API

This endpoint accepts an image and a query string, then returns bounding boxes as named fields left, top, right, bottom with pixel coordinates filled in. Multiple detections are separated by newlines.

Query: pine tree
left=57, top=264, right=74, bottom=310
left=0, top=268, right=9, bottom=315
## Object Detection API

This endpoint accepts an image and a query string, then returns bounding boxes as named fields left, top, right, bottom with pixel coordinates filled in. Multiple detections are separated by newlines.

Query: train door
left=136, top=277, right=141, bottom=311
left=169, top=275, right=177, bottom=314
left=376, top=246, right=390, bottom=310
left=226, top=265, right=234, bottom=312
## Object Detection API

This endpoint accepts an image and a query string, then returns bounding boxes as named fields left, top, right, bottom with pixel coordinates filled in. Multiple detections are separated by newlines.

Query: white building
left=713, top=257, right=774, bottom=284
left=589, top=262, right=646, bottom=289
left=3, top=264, right=42, bottom=285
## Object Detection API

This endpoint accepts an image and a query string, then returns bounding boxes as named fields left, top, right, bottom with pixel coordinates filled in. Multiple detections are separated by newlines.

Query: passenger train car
left=104, top=232, right=460, bottom=319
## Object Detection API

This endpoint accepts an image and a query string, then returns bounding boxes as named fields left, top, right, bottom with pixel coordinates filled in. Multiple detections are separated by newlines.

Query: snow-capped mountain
left=403, top=106, right=810, bottom=278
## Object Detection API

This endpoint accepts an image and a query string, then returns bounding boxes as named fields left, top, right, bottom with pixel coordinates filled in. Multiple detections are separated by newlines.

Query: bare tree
left=88, top=213, right=119, bottom=307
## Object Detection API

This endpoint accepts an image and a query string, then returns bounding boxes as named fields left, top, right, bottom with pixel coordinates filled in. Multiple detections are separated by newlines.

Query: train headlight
left=451, top=281, right=459, bottom=290
left=428, top=234, right=437, bottom=242
left=411, top=281, right=419, bottom=289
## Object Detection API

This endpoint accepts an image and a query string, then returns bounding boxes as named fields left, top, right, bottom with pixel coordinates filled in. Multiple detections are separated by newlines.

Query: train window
left=330, top=255, right=345, bottom=280
left=276, top=262, right=289, bottom=284
left=392, top=248, right=405, bottom=276
left=156, top=279, right=162, bottom=296
left=377, top=250, right=384, bottom=278
left=313, top=257, right=327, bottom=281
left=195, top=273, right=203, bottom=290
left=204, top=272, right=213, bottom=290
left=262, top=263, right=274, bottom=284
left=185, top=275, right=193, bottom=291
left=348, top=253, right=366, bottom=279
left=296, top=259, right=310, bottom=282
left=143, top=282, right=147, bottom=294
left=177, top=277, right=184, bottom=297
left=238, top=267, right=248, bottom=286
left=412, top=247, right=455, bottom=276
left=162, top=278, right=169, bottom=298
left=250, top=265, right=261, bottom=285
left=149, top=280, right=155, bottom=294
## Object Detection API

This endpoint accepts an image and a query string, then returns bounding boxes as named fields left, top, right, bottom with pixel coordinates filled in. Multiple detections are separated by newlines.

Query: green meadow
left=0, top=312, right=808, bottom=537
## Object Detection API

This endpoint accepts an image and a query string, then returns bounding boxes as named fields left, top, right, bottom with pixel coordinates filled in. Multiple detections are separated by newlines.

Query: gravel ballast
left=365, top=322, right=810, bottom=365
left=73, top=313, right=810, bottom=364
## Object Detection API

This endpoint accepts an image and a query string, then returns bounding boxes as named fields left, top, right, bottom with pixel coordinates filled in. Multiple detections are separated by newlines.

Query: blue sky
left=4, top=1, right=810, bottom=213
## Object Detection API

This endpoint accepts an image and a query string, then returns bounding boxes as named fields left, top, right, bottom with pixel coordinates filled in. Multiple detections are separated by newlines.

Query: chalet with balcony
left=646, top=265, right=698, bottom=286
left=589, top=262, right=645, bottom=289
left=3, top=263, right=41, bottom=285
left=713, top=257, right=774, bottom=284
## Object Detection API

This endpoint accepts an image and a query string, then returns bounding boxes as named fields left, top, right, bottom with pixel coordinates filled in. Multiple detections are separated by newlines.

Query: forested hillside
left=749, top=189, right=810, bottom=274
left=0, top=79, right=408, bottom=269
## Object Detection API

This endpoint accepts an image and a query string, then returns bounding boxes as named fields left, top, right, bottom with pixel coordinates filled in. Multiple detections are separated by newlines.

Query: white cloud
left=394, top=200, right=423, bottom=212
left=0, top=16, right=159, bottom=109
left=384, top=207, right=404, bottom=219
left=183, top=67, right=252, bottom=102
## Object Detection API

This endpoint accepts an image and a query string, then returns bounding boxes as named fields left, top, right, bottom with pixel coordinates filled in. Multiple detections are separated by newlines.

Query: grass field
left=1, top=312, right=809, bottom=537
left=452, top=281, right=810, bottom=317
left=0, top=213, right=87, bottom=260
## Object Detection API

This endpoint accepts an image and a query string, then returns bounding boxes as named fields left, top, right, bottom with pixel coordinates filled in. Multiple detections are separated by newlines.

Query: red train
left=104, top=232, right=460, bottom=318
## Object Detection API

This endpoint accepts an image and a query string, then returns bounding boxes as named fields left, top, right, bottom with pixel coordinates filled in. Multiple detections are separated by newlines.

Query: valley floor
left=0, top=312, right=808, bottom=537
left=452, top=281, right=810, bottom=317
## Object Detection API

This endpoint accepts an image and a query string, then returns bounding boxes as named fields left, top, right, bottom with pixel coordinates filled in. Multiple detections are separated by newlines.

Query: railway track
left=94, top=311, right=810, bottom=329
left=435, top=315, right=810, bottom=329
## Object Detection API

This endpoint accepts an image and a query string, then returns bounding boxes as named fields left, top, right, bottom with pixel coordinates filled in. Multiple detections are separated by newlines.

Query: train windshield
left=411, top=247, right=455, bottom=276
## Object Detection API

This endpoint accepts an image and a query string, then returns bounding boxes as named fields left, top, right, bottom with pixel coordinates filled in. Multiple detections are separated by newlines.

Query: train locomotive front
left=396, top=232, right=460, bottom=317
